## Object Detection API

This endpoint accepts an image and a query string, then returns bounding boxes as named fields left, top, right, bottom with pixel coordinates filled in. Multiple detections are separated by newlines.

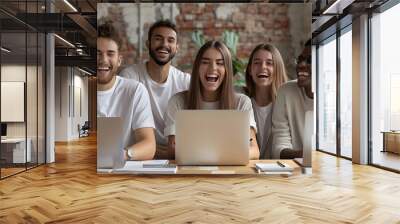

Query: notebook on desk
left=255, top=162, right=293, bottom=175
left=98, top=160, right=177, bottom=174
left=113, top=160, right=177, bottom=174
left=255, top=162, right=294, bottom=172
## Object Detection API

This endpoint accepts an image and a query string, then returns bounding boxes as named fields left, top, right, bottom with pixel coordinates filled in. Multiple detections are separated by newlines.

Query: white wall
left=55, top=66, right=69, bottom=141
left=1, top=65, right=40, bottom=138
left=54, top=67, right=89, bottom=141
left=71, top=73, right=89, bottom=138
left=1, top=64, right=46, bottom=164
left=1, top=65, right=26, bottom=141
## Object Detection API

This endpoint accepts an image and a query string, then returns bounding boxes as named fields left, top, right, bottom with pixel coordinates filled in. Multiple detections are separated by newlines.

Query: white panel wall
left=1, top=65, right=27, bottom=138
left=1, top=82, right=25, bottom=122
left=54, top=67, right=89, bottom=141
left=55, top=66, right=69, bottom=141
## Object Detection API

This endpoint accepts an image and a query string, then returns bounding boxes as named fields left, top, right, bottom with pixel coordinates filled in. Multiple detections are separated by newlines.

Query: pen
left=276, top=161, right=285, bottom=167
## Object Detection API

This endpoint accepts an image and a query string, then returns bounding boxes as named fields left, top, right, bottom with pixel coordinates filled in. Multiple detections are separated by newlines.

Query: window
left=370, top=2, right=400, bottom=171
left=317, top=35, right=337, bottom=155
left=0, top=1, right=47, bottom=179
left=339, top=27, right=352, bottom=158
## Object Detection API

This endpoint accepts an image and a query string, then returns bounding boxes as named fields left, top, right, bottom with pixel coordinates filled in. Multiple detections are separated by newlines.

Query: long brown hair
left=245, top=44, right=288, bottom=102
left=186, top=40, right=235, bottom=109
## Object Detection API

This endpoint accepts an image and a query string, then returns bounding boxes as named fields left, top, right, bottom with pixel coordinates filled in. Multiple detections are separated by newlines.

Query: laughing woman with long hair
left=244, top=44, right=288, bottom=159
left=164, top=40, right=259, bottom=159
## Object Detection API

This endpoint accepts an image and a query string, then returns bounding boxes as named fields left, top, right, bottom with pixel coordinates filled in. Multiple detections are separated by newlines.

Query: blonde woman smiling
left=245, top=44, right=288, bottom=159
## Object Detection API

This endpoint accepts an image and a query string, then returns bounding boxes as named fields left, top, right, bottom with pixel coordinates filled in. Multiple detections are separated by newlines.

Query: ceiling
left=1, top=0, right=392, bottom=73
left=0, top=0, right=96, bottom=74
left=311, top=0, right=390, bottom=43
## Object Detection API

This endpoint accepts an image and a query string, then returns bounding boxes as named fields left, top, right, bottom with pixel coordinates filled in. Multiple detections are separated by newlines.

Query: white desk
left=1, top=138, right=31, bottom=163
left=98, top=160, right=302, bottom=175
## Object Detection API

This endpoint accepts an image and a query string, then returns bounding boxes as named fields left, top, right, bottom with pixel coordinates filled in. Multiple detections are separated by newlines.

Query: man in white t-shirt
left=272, top=44, right=314, bottom=159
left=97, top=22, right=156, bottom=161
left=119, top=20, right=190, bottom=158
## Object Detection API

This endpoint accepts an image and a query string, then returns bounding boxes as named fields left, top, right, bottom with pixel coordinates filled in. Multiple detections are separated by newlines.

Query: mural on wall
left=96, top=2, right=314, bottom=168
left=97, top=3, right=311, bottom=79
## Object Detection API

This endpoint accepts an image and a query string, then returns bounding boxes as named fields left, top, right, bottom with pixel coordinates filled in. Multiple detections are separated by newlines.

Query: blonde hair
left=186, top=40, right=236, bottom=109
left=245, top=44, right=288, bottom=102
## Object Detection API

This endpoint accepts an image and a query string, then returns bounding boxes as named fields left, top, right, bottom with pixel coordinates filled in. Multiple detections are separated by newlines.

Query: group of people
left=97, top=20, right=313, bottom=161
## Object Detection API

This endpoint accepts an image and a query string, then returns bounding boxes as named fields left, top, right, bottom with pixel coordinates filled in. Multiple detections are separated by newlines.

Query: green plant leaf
left=191, top=30, right=205, bottom=48
left=232, top=58, right=246, bottom=76
left=222, top=30, right=238, bottom=55
left=233, top=72, right=246, bottom=88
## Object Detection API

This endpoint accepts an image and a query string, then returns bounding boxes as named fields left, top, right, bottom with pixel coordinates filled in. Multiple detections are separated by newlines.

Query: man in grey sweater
left=271, top=45, right=313, bottom=159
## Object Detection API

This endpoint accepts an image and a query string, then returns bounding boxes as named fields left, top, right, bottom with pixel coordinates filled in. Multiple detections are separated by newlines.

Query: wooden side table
left=381, top=131, right=400, bottom=154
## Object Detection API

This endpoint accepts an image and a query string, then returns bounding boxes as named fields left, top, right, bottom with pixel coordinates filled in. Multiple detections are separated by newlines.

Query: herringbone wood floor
left=1, top=134, right=400, bottom=224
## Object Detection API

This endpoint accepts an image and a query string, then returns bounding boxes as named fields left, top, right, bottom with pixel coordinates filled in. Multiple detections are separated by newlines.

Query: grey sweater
left=271, top=80, right=314, bottom=158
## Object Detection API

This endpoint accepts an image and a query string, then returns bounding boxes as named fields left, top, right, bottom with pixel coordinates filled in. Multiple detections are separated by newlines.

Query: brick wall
left=98, top=3, right=311, bottom=79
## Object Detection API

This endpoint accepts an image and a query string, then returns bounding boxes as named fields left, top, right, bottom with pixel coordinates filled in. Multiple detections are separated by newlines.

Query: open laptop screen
left=175, top=110, right=250, bottom=165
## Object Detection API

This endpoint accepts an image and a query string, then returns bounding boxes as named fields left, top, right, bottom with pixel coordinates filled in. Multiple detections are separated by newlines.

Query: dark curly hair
left=148, top=20, right=178, bottom=41
left=98, top=21, right=122, bottom=50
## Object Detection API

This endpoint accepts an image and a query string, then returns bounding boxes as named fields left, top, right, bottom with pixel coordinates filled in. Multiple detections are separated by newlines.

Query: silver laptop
left=97, top=117, right=125, bottom=170
left=175, top=110, right=250, bottom=165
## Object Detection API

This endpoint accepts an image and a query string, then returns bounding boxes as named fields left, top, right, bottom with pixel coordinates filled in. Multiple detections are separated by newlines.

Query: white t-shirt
left=164, top=92, right=257, bottom=136
left=251, top=98, right=273, bottom=159
left=97, top=76, right=155, bottom=149
left=119, top=63, right=191, bottom=146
